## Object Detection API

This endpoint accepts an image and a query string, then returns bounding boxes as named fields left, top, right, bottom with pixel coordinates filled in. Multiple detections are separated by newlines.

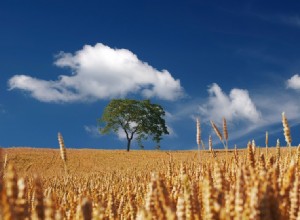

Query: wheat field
left=0, top=145, right=299, bottom=220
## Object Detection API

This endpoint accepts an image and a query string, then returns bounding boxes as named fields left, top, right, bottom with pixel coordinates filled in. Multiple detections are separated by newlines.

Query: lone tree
left=99, top=99, right=169, bottom=151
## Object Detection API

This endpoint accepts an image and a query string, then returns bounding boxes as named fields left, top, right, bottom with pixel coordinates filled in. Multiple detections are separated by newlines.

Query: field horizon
left=1, top=146, right=293, bottom=175
left=0, top=145, right=298, bottom=219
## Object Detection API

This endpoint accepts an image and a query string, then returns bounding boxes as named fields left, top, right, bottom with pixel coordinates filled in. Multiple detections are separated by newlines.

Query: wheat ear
left=223, top=118, right=228, bottom=148
left=196, top=118, right=201, bottom=162
left=3, top=153, right=8, bottom=170
left=208, top=135, right=212, bottom=152
left=211, top=120, right=226, bottom=151
left=276, top=139, right=280, bottom=162
left=247, top=141, right=255, bottom=168
left=282, top=112, right=292, bottom=156
left=210, top=120, right=223, bottom=141
left=58, top=132, right=68, bottom=174
left=196, top=118, right=201, bottom=147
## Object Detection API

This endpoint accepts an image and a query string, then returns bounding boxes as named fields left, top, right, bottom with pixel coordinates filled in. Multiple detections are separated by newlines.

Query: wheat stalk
left=58, top=132, right=68, bottom=174
left=234, top=144, right=239, bottom=165
left=251, top=139, right=256, bottom=156
left=276, top=139, right=280, bottom=162
left=247, top=141, right=255, bottom=168
left=58, top=132, right=67, bottom=162
left=15, top=178, right=29, bottom=219
left=297, top=144, right=300, bottom=171
left=210, top=120, right=223, bottom=141
left=208, top=135, right=212, bottom=152
left=289, top=174, right=299, bottom=220
left=196, top=118, right=201, bottom=147
left=265, top=131, right=269, bottom=158
left=211, top=120, right=226, bottom=150
left=3, top=153, right=8, bottom=170
left=223, top=118, right=228, bottom=148
left=201, top=140, right=205, bottom=150
left=196, top=118, right=201, bottom=162
left=282, top=112, right=292, bottom=155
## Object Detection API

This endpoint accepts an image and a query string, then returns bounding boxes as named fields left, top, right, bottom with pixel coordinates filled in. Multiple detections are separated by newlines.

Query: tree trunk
left=127, top=138, right=131, bottom=151
left=126, top=131, right=134, bottom=152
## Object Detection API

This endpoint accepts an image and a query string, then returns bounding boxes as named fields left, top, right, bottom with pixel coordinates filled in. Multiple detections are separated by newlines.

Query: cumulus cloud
left=8, top=43, right=183, bottom=102
left=287, top=74, right=300, bottom=90
left=199, top=83, right=261, bottom=123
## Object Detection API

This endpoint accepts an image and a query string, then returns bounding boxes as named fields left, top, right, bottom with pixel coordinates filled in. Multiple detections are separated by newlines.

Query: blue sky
left=1, top=0, right=300, bottom=150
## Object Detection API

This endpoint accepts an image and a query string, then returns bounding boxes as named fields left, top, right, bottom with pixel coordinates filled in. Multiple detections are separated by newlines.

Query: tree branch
left=124, top=128, right=130, bottom=140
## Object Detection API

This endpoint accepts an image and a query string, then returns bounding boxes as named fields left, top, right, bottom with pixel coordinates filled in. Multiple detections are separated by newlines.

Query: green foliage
left=99, top=99, right=169, bottom=151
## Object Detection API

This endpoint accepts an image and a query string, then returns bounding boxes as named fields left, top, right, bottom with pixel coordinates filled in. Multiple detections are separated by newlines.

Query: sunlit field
left=0, top=146, right=299, bottom=219
left=2, top=1, right=300, bottom=219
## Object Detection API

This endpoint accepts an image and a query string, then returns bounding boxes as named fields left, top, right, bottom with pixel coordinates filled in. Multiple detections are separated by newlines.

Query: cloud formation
left=8, top=43, right=183, bottom=102
left=199, top=83, right=261, bottom=123
left=287, top=74, right=300, bottom=90
left=84, top=125, right=101, bottom=138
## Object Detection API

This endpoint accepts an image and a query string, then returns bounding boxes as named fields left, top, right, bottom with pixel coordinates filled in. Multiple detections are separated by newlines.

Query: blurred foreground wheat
left=0, top=145, right=300, bottom=220
left=0, top=112, right=299, bottom=219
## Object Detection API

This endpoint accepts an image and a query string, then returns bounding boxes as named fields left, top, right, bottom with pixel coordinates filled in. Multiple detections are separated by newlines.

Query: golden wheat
left=0, top=146, right=298, bottom=219
left=58, top=132, right=68, bottom=175
left=222, top=118, right=228, bottom=148
left=58, top=132, right=67, bottom=163
left=196, top=118, right=201, bottom=147
left=196, top=118, right=201, bottom=162
left=210, top=120, right=223, bottom=142
left=0, top=112, right=298, bottom=219
left=282, top=112, right=292, bottom=152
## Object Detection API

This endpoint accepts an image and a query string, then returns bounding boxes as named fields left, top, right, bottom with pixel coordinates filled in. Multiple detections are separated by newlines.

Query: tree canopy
left=99, top=99, right=169, bottom=151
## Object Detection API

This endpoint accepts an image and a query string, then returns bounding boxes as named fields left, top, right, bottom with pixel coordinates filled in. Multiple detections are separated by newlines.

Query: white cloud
left=197, top=82, right=300, bottom=144
left=115, top=121, right=138, bottom=140
left=84, top=125, right=100, bottom=138
left=117, top=128, right=127, bottom=140
left=253, top=88, right=300, bottom=124
left=115, top=121, right=176, bottom=141
left=87, top=123, right=137, bottom=141
left=287, top=74, right=300, bottom=90
left=166, top=125, right=177, bottom=138
left=8, top=43, right=183, bottom=102
left=199, top=83, right=261, bottom=123
left=162, top=81, right=300, bottom=147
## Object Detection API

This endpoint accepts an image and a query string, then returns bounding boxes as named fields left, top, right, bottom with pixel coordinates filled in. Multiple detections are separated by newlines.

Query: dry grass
left=0, top=146, right=299, bottom=219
